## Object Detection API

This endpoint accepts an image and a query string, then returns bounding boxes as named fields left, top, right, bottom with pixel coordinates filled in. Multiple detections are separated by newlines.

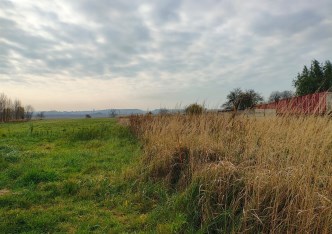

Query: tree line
left=222, top=59, right=331, bottom=111
left=0, top=93, right=34, bottom=122
left=293, top=59, right=332, bottom=96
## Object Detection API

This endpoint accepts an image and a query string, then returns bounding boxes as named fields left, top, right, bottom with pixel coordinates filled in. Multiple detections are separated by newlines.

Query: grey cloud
left=0, top=17, right=53, bottom=55
left=0, top=0, right=187, bottom=79
left=101, top=21, right=151, bottom=53
left=0, top=17, right=55, bottom=75
left=304, top=21, right=332, bottom=42
left=160, top=31, right=200, bottom=50
left=55, top=1, right=153, bottom=76
left=47, top=22, right=96, bottom=44
left=73, top=0, right=140, bottom=22
left=149, top=0, right=182, bottom=24
left=1, top=0, right=332, bottom=108
left=253, top=10, right=323, bottom=36
left=0, top=0, right=13, bottom=8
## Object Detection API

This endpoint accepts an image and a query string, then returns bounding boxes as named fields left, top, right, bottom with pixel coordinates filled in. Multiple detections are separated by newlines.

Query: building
left=255, top=92, right=332, bottom=116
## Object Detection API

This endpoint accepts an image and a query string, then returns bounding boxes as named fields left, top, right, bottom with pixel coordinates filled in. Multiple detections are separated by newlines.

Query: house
left=255, top=91, right=332, bottom=116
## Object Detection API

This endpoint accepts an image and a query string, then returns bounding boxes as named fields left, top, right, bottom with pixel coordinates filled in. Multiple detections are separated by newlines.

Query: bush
left=185, top=103, right=204, bottom=115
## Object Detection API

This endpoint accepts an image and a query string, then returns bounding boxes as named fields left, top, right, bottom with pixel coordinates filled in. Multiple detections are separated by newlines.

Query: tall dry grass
left=129, top=113, right=332, bottom=233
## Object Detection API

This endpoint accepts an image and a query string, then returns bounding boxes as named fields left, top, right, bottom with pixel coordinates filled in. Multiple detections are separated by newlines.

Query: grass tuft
left=20, top=169, right=59, bottom=186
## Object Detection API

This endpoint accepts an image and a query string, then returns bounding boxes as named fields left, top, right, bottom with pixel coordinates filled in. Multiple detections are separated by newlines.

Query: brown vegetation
left=129, top=113, right=332, bottom=233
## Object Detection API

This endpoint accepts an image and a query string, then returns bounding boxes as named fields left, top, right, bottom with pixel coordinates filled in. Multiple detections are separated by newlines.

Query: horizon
left=1, top=0, right=332, bottom=111
left=35, top=105, right=219, bottom=113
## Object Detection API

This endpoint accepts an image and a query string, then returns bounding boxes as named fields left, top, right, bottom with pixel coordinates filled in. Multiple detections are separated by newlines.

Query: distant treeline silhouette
left=0, top=93, right=34, bottom=122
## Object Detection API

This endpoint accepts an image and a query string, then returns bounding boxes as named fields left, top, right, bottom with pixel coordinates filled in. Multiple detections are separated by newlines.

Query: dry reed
left=129, top=113, right=332, bottom=233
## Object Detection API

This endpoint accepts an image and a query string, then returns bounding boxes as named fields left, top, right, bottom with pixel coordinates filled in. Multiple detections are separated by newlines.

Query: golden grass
left=130, top=113, right=332, bottom=233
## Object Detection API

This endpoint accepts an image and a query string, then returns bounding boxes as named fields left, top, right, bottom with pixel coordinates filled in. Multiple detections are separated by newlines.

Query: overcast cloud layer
left=1, top=0, right=332, bottom=110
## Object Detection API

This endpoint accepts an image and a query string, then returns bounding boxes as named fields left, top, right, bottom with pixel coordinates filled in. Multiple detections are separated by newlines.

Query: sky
left=1, top=0, right=332, bottom=111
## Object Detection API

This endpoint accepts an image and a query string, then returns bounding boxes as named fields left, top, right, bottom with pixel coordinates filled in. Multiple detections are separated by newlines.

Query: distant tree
left=223, top=88, right=263, bottom=110
left=85, top=114, right=91, bottom=118
left=223, top=88, right=243, bottom=110
left=293, top=59, right=332, bottom=96
left=268, top=90, right=294, bottom=102
left=13, top=99, right=22, bottom=120
left=269, top=91, right=282, bottom=102
left=185, top=103, right=204, bottom=115
left=109, top=109, right=118, bottom=118
left=280, top=90, right=294, bottom=99
left=3, top=108, right=12, bottom=122
left=25, top=105, right=34, bottom=120
left=240, top=89, right=264, bottom=109
left=6, top=99, right=13, bottom=120
left=17, top=106, right=25, bottom=120
left=36, top=112, right=45, bottom=119
left=0, top=93, right=33, bottom=122
left=0, top=93, right=8, bottom=122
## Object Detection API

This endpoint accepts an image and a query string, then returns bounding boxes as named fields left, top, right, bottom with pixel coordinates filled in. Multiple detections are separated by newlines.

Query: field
left=0, top=119, right=159, bottom=233
left=1, top=116, right=331, bottom=233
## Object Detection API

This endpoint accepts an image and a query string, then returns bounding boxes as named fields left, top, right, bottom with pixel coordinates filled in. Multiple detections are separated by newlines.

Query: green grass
left=0, top=119, right=160, bottom=233
left=0, top=118, right=196, bottom=233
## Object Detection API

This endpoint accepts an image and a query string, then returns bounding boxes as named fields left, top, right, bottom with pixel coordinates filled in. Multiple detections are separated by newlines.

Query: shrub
left=184, top=103, right=204, bottom=115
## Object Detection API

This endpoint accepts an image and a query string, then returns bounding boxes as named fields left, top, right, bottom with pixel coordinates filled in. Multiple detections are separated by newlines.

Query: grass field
left=1, top=116, right=331, bottom=233
left=0, top=118, right=166, bottom=233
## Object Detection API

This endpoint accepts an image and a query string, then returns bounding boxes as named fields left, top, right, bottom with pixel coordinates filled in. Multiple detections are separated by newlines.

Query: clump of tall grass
left=70, top=125, right=110, bottom=141
left=130, top=113, right=332, bottom=233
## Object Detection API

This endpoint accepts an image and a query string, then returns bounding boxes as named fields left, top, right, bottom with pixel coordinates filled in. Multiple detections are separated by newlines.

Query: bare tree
left=268, top=91, right=282, bottom=102
left=36, top=112, right=45, bottom=119
left=280, top=90, right=294, bottom=99
left=18, top=106, right=25, bottom=120
left=109, top=109, right=118, bottom=118
left=13, top=99, right=23, bottom=120
left=0, top=93, right=8, bottom=122
left=0, top=93, right=34, bottom=122
left=6, top=98, right=13, bottom=121
left=25, top=105, right=34, bottom=120
left=268, top=90, right=294, bottom=102
left=3, top=107, right=12, bottom=122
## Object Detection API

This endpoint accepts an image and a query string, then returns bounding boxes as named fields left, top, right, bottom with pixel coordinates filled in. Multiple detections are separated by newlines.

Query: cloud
left=0, top=0, right=332, bottom=110
left=252, top=10, right=323, bottom=36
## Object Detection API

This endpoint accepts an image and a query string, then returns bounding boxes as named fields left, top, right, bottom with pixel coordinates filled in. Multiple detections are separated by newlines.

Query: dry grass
left=130, top=113, right=332, bottom=233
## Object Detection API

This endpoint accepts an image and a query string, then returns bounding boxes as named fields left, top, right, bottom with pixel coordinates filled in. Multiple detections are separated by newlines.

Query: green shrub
left=184, top=103, right=204, bottom=115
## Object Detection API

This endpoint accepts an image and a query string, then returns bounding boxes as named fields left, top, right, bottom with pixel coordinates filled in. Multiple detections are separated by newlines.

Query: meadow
left=0, top=119, right=155, bottom=233
left=0, top=115, right=331, bottom=233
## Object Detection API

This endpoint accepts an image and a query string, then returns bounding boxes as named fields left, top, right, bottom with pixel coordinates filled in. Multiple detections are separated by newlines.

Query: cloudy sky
left=1, top=0, right=332, bottom=111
